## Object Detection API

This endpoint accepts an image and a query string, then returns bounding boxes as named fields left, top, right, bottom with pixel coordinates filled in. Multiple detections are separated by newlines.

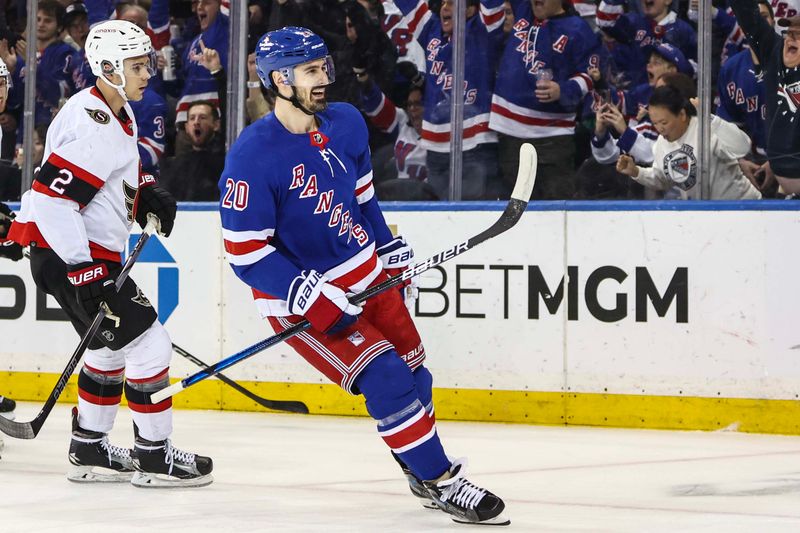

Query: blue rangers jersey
left=490, top=1, right=600, bottom=138
left=688, top=3, right=745, bottom=65
left=131, top=88, right=168, bottom=174
left=393, top=0, right=505, bottom=152
left=177, top=12, right=228, bottom=123
left=596, top=2, right=697, bottom=74
left=13, top=41, right=74, bottom=126
left=219, top=103, right=394, bottom=318
left=716, top=49, right=766, bottom=154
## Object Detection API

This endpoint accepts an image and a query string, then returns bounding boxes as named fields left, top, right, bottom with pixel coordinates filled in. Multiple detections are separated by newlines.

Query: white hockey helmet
left=85, top=20, right=155, bottom=98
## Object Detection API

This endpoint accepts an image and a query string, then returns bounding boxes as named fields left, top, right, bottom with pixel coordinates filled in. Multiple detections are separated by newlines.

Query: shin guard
left=124, top=369, right=173, bottom=442
left=77, top=364, right=124, bottom=434
left=356, top=352, right=450, bottom=481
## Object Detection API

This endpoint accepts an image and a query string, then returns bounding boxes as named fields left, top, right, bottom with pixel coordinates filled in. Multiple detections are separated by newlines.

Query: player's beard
left=299, top=86, right=328, bottom=113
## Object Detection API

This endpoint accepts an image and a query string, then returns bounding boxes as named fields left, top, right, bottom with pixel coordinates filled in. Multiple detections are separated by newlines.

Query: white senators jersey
left=10, top=87, right=140, bottom=265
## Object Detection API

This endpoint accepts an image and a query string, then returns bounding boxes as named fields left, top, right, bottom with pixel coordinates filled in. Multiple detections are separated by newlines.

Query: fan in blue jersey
left=11, top=1, right=75, bottom=126
left=716, top=0, right=776, bottom=193
left=392, top=0, right=506, bottom=200
left=596, top=0, right=697, bottom=80
left=219, top=27, right=509, bottom=526
left=730, top=0, right=800, bottom=193
left=490, top=0, right=601, bottom=199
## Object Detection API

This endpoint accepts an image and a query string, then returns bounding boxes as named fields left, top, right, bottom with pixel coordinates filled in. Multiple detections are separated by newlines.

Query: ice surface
left=2, top=404, right=800, bottom=532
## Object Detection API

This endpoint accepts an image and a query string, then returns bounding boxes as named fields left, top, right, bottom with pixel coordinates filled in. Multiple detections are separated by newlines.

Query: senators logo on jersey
left=123, top=181, right=137, bottom=222
left=85, top=107, right=110, bottom=125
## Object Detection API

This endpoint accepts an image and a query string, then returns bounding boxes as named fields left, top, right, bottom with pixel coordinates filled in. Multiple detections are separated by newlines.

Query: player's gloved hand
left=377, top=235, right=418, bottom=311
left=0, top=201, right=14, bottom=221
left=288, top=269, right=362, bottom=335
left=0, top=203, right=23, bottom=261
left=67, top=261, right=117, bottom=317
left=0, top=240, right=23, bottom=261
left=133, top=174, right=177, bottom=237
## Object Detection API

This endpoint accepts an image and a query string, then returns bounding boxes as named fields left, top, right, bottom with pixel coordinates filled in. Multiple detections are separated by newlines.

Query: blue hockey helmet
left=255, top=27, right=335, bottom=89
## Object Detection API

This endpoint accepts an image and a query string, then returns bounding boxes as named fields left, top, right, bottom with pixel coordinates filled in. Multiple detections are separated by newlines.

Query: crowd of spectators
left=0, top=0, right=796, bottom=202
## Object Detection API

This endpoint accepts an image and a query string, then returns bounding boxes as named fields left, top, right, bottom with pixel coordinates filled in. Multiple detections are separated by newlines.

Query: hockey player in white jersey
left=8, top=20, right=213, bottom=487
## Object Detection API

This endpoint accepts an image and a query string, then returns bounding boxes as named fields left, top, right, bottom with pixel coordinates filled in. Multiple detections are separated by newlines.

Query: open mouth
left=198, top=12, right=208, bottom=28
left=311, top=88, right=326, bottom=99
left=644, top=0, right=656, bottom=9
left=533, top=0, right=545, bottom=7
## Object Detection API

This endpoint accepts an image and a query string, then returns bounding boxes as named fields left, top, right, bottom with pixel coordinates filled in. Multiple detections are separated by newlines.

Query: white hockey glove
left=376, top=235, right=419, bottom=311
left=288, top=270, right=362, bottom=334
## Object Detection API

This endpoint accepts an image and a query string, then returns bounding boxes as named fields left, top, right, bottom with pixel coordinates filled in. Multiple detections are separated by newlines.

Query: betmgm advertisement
left=2, top=206, right=800, bottom=434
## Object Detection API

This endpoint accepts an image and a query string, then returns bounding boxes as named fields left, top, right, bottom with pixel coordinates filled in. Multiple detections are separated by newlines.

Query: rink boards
left=2, top=201, right=800, bottom=434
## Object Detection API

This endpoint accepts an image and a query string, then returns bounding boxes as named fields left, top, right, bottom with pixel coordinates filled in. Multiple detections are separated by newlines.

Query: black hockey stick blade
left=151, top=144, right=537, bottom=404
left=0, top=217, right=158, bottom=439
left=171, top=343, right=309, bottom=414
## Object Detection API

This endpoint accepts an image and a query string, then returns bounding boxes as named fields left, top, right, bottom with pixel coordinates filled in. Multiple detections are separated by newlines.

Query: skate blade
left=452, top=512, right=511, bottom=526
left=131, top=471, right=214, bottom=488
left=419, top=499, right=439, bottom=510
left=451, top=514, right=511, bottom=526
left=67, top=465, right=135, bottom=483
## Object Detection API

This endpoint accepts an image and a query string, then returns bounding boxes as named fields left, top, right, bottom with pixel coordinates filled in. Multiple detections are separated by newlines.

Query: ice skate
left=131, top=424, right=213, bottom=488
left=67, top=407, right=135, bottom=483
left=0, top=395, right=16, bottom=420
left=392, top=452, right=438, bottom=509
left=423, top=458, right=510, bottom=526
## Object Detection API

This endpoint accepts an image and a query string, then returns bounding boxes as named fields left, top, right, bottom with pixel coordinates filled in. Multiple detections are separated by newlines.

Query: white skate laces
left=163, top=439, right=196, bottom=475
left=436, top=459, right=487, bottom=510
left=100, top=436, right=132, bottom=463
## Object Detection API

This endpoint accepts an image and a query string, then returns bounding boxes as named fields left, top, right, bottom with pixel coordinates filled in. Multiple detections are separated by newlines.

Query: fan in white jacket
left=617, top=85, right=761, bottom=200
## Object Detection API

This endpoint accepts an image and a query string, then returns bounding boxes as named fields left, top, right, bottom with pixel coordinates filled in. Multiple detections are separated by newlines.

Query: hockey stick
left=0, top=216, right=159, bottom=439
left=152, top=143, right=538, bottom=405
left=171, top=343, right=310, bottom=414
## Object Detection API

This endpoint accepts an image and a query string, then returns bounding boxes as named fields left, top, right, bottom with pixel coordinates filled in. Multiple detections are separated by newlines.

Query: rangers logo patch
left=85, top=108, right=110, bottom=124
left=347, top=331, right=365, bottom=347
left=663, top=144, right=697, bottom=191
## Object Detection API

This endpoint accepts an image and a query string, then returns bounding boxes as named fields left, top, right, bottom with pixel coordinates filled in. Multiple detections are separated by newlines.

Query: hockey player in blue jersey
left=219, top=27, right=509, bottom=526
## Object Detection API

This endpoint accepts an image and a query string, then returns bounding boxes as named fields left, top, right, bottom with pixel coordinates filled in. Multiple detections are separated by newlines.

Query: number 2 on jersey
left=50, top=169, right=74, bottom=195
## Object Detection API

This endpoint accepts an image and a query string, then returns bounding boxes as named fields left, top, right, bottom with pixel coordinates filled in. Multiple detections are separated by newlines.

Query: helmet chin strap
left=275, top=86, right=316, bottom=116
left=100, top=72, right=130, bottom=102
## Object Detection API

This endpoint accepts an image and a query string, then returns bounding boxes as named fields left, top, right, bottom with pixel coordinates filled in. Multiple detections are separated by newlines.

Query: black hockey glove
left=0, top=240, right=23, bottom=261
left=133, top=174, right=177, bottom=237
left=0, top=202, right=23, bottom=261
left=67, top=261, right=117, bottom=317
